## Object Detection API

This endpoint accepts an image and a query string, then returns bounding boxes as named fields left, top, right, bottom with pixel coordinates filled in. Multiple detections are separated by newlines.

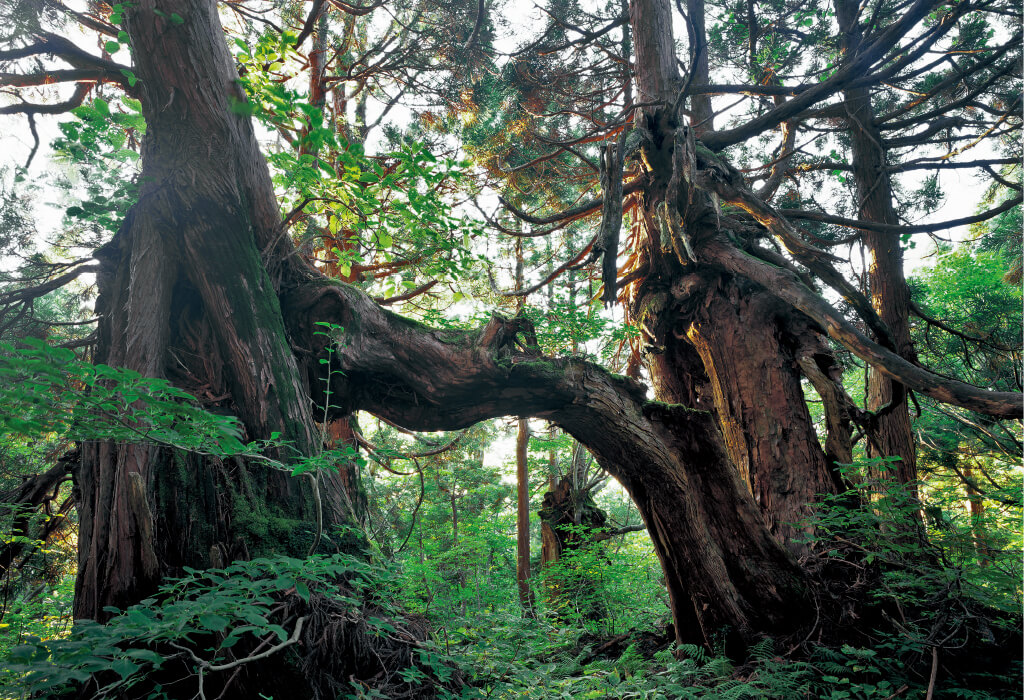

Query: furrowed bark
left=683, top=278, right=836, bottom=548
left=74, top=0, right=355, bottom=621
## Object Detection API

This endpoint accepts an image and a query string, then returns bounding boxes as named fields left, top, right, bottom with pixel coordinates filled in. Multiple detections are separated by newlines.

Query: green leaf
left=198, top=613, right=231, bottom=632
left=110, top=657, right=141, bottom=680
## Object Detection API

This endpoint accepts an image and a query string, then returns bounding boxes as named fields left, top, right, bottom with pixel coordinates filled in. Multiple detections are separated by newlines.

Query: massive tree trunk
left=625, top=0, right=837, bottom=589
left=74, top=0, right=357, bottom=621
left=681, top=275, right=837, bottom=548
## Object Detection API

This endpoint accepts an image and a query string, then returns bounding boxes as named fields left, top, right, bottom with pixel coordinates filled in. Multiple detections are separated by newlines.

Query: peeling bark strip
left=596, top=134, right=626, bottom=305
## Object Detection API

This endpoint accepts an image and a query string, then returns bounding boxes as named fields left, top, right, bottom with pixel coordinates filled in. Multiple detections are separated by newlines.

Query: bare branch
left=500, top=179, right=643, bottom=226
left=0, top=81, right=95, bottom=115
left=784, top=194, right=1022, bottom=234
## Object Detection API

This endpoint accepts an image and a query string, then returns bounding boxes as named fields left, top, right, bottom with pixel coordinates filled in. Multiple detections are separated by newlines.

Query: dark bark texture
left=75, top=0, right=356, bottom=620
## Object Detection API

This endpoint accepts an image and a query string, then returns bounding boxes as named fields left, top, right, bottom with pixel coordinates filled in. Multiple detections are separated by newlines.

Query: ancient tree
left=0, top=0, right=1020, bottom=668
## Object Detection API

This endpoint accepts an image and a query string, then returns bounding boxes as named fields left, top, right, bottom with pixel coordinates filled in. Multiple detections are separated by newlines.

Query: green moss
left=230, top=488, right=316, bottom=558
left=509, top=358, right=561, bottom=379
left=642, top=400, right=710, bottom=419
left=226, top=462, right=316, bottom=558
left=635, top=292, right=669, bottom=325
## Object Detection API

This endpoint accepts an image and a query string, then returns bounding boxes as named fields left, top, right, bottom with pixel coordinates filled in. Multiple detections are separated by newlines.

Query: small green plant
left=2, top=554, right=365, bottom=697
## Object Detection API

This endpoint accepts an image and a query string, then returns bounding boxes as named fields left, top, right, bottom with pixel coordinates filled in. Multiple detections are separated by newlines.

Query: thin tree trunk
left=516, top=418, right=535, bottom=615
left=837, top=0, right=919, bottom=495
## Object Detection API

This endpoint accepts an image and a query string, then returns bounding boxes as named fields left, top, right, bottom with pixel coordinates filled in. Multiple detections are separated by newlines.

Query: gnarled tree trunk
left=285, top=285, right=815, bottom=647
left=74, top=0, right=358, bottom=621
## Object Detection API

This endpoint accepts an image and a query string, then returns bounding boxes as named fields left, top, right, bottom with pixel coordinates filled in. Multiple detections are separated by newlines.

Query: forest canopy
left=0, top=0, right=1021, bottom=697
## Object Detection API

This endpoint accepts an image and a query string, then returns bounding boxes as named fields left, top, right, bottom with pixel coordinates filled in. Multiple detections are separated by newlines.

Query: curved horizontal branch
left=0, top=69, right=123, bottom=88
left=0, top=32, right=130, bottom=74
left=784, top=195, right=1022, bottom=234
left=700, top=239, right=1022, bottom=419
left=0, top=263, right=99, bottom=306
left=593, top=524, right=647, bottom=542
left=500, top=179, right=643, bottom=226
left=0, top=82, right=92, bottom=115
left=281, top=280, right=812, bottom=644
left=790, top=157, right=1018, bottom=175
left=373, top=280, right=437, bottom=306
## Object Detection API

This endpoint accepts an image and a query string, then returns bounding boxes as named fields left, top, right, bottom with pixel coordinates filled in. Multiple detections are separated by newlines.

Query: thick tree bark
left=683, top=277, right=836, bottom=548
left=74, top=0, right=356, bottom=621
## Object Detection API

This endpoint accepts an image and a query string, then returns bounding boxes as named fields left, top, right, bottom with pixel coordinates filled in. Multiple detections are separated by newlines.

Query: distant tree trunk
left=684, top=0, right=712, bottom=136
left=516, top=418, right=535, bottom=615
left=963, top=466, right=990, bottom=566
left=538, top=475, right=609, bottom=620
left=837, top=0, right=919, bottom=495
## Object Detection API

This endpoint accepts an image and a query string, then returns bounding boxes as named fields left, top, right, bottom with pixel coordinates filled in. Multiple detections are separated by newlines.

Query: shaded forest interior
left=0, top=0, right=1021, bottom=696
